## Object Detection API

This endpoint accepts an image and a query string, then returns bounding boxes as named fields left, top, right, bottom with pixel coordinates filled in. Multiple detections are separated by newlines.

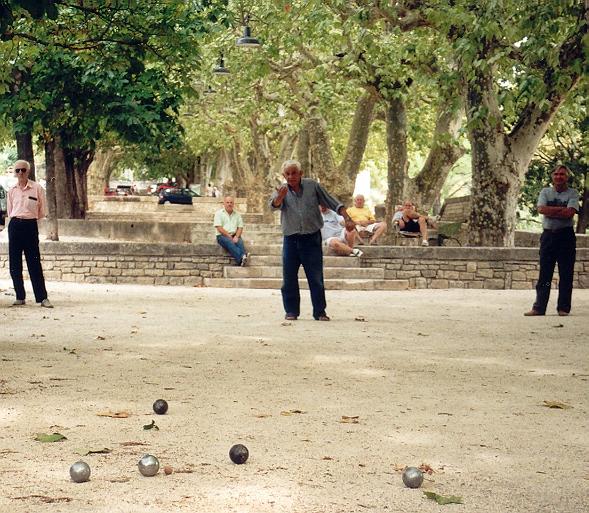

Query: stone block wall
left=364, top=247, right=589, bottom=290
left=0, top=242, right=233, bottom=287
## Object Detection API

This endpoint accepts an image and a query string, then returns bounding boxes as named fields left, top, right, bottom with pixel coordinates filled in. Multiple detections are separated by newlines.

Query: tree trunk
left=62, top=147, right=94, bottom=218
left=409, top=98, right=466, bottom=211
left=54, top=136, right=71, bottom=219
left=87, top=147, right=121, bottom=195
left=337, top=89, right=378, bottom=204
left=296, top=122, right=311, bottom=173
left=307, top=106, right=338, bottom=190
left=16, top=131, right=35, bottom=180
left=577, top=171, right=588, bottom=233
left=384, top=97, right=408, bottom=227
left=43, top=136, right=59, bottom=241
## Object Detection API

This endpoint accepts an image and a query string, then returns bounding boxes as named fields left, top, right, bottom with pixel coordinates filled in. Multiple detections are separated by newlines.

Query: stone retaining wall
left=0, top=242, right=233, bottom=286
left=0, top=242, right=587, bottom=289
left=365, top=247, right=589, bottom=289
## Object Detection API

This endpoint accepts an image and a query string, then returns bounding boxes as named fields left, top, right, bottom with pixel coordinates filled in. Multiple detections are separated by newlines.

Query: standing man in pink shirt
left=6, top=160, right=53, bottom=308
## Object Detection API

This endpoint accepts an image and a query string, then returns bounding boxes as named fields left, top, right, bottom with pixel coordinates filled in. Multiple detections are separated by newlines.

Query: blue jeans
left=281, top=230, right=326, bottom=319
left=217, top=235, right=246, bottom=265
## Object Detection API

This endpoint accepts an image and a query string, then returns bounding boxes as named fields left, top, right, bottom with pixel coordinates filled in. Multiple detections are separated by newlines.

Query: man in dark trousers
left=6, top=160, right=53, bottom=308
left=270, top=160, right=354, bottom=321
left=525, top=165, right=579, bottom=317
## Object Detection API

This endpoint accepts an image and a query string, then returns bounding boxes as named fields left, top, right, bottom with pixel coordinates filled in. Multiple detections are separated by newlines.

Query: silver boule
left=402, top=466, right=424, bottom=488
left=138, top=454, right=160, bottom=477
left=69, top=461, right=91, bottom=483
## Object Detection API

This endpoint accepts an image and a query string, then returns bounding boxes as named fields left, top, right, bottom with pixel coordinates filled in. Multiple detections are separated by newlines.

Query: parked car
left=0, top=184, right=6, bottom=225
left=158, top=187, right=200, bottom=205
left=116, top=185, right=133, bottom=196
left=153, top=182, right=176, bottom=195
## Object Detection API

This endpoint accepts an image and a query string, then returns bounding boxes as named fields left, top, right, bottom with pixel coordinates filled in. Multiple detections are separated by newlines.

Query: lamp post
left=213, top=53, right=230, bottom=75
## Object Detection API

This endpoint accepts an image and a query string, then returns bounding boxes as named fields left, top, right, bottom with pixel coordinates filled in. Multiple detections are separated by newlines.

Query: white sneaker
left=240, top=253, right=250, bottom=267
left=11, top=299, right=25, bottom=306
left=421, top=240, right=429, bottom=247
left=40, top=299, right=54, bottom=308
left=351, top=248, right=364, bottom=257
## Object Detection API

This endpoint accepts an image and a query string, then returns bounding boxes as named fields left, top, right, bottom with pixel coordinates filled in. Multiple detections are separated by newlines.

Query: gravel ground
left=0, top=281, right=588, bottom=513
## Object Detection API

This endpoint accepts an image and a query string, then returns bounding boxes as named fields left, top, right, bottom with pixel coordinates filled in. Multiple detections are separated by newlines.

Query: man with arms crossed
left=525, top=165, right=579, bottom=317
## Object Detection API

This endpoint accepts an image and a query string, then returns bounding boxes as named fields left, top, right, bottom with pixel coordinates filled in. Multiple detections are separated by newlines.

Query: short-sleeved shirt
left=7, top=180, right=46, bottom=220
left=213, top=208, right=244, bottom=237
left=347, top=206, right=375, bottom=223
left=270, top=178, right=343, bottom=236
left=537, top=187, right=579, bottom=230
left=321, top=210, right=345, bottom=240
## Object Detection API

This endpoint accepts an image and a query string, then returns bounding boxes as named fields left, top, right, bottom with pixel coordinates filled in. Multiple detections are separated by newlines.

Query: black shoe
left=314, top=314, right=330, bottom=321
left=285, top=314, right=298, bottom=321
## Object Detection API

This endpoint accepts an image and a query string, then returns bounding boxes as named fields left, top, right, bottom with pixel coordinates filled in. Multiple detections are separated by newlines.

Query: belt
left=12, top=217, right=37, bottom=221
left=543, top=227, right=573, bottom=233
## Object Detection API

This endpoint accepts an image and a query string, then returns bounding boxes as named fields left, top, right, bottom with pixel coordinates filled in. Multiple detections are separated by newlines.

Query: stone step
left=248, top=255, right=364, bottom=267
left=86, top=211, right=270, bottom=224
left=224, top=266, right=384, bottom=279
left=203, top=278, right=410, bottom=291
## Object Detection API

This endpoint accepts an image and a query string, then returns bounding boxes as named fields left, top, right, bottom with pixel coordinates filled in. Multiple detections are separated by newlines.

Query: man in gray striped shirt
left=270, top=160, right=354, bottom=321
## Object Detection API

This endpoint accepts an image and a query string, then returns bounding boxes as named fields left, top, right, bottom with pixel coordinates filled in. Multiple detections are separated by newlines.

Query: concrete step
left=203, top=278, right=409, bottom=291
left=86, top=212, right=271, bottom=224
left=224, top=266, right=384, bottom=279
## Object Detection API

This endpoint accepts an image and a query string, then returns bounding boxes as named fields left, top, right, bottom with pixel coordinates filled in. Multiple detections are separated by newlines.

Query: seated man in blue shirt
left=214, top=196, right=249, bottom=266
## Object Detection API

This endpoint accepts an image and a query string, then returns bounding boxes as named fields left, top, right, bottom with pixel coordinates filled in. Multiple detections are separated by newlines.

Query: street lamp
left=213, top=53, right=230, bottom=75
left=236, top=15, right=261, bottom=48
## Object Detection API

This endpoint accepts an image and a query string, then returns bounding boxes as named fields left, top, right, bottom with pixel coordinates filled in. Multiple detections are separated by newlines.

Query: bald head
left=223, top=196, right=235, bottom=213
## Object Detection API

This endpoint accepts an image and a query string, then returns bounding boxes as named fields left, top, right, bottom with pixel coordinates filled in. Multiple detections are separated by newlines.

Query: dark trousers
left=281, top=230, right=326, bottom=319
left=533, top=227, right=576, bottom=314
left=8, top=218, right=48, bottom=303
left=216, top=235, right=246, bottom=265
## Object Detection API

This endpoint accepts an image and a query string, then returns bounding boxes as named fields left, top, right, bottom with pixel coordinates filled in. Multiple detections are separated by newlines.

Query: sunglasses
left=15, top=168, right=28, bottom=173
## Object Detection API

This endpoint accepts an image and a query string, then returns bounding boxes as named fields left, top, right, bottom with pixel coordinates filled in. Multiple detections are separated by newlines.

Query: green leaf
left=143, top=420, right=159, bottom=431
left=423, top=491, right=463, bottom=505
left=35, top=432, right=67, bottom=443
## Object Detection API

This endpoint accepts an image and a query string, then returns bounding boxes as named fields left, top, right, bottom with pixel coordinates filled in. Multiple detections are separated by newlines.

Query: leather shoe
left=284, top=314, right=298, bottom=321
left=523, top=309, right=544, bottom=316
left=314, top=315, right=330, bottom=321
left=557, top=310, right=569, bottom=316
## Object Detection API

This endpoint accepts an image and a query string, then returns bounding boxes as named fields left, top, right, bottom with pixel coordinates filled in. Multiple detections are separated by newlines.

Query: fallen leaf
left=423, top=491, right=463, bottom=505
left=34, top=433, right=67, bottom=443
left=552, top=324, right=564, bottom=328
left=237, top=314, right=250, bottom=317
left=322, top=456, right=334, bottom=460
left=417, top=332, right=429, bottom=336
left=280, top=409, right=307, bottom=416
left=143, top=420, right=159, bottom=431
left=543, top=400, right=572, bottom=409
left=76, top=447, right=111, bottom=456
left=13, top=495, right=72, bottom=503
left=419, top=463, right=435, bottom=474
left=108, top=477, right=130, bottom=483
left=119, top=441, right=149, bottom=446
left=339, top=415, right=360, bottom=424
left=281, top=321, right=292, bottom=326
left=354, top=316, right=366, bottom=322
left=392, top=463, right=406, bottom=472
left=254, top=413, right=272, bottom=418
left=97, top=411, right=130, bottom=418
left=95, top=336, right=105, bottom=340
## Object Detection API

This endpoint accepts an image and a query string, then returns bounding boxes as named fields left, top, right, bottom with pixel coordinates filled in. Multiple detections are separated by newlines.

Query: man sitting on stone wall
left=392, top=199, right=432, bottom=247
left=214, top=196, right=250, bottom=266
left=320, top=205, right=363, bottom=257
left=347, top=194, right=387, bottom=245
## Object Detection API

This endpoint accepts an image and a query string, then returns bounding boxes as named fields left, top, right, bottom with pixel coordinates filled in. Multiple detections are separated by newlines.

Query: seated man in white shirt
left=320, top=205, right=363, bottom=257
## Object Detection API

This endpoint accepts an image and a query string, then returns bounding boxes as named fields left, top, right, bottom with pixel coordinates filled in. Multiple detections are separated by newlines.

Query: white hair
left=281, top=159, right=301, bottom=173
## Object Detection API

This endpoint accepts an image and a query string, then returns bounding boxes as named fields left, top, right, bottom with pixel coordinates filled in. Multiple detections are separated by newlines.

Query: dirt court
left=0, top=280, right=587, bottom=513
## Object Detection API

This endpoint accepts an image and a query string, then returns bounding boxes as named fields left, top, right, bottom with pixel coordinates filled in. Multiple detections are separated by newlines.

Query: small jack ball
left=229, top=444, right=249, bottom=464
left=402, top=466, right=424, bottom=488
left=153, top=399, right=168, bottom=415
left=70, top=461, right=91, bottom=483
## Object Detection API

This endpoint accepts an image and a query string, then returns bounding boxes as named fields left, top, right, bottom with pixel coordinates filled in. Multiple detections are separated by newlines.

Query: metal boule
left=138, top=454, right=160, bottom=477
left=402, top=466, right=424, bottom=488
left=69, top=461, right=91, bottom=483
